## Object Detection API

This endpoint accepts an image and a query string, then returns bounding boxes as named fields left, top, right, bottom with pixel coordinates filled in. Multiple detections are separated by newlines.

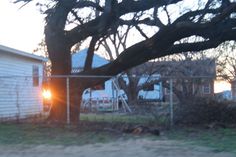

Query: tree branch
left=72, top=7, right=236, bottom=88
left=73, top=1, right=104, bottom=11
left=84, top=36, right=99, bottom=71
left=66, top=0, right=183, bottom=46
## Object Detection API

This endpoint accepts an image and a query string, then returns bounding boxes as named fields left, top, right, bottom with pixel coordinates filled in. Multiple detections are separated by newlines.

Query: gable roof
left=0, top=44, right=47, bottom=62
left=156, top=59, right=216, bottom=77
left=72, top=49, right=109, bottom=68
left=132, top=58, right=216, bottom=78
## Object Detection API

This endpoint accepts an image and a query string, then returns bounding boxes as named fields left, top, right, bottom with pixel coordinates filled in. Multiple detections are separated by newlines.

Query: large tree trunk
left=127, top=86, right=139, bottom=106
left=49, top=49, right=85, bottom=123
left=44, top=0, right=79, bottom=123
left=49, top=77, right=67, bottom=122
left=70, top=79, right=84, bottom=123
left=48, top=46, right=71, bottom=123
left=45, top=33, right=83, bottom=123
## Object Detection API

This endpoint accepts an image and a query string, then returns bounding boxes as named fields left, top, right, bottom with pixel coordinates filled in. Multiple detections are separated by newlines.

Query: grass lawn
left=0, top=114, right=164, bottom=146
left=165, top=127, right=236, bottom=154
left=0, top=117, right=236, bottom=155
left=80, top=113, right=166, bottom=125
left=0, top=123, right=127, bottom=145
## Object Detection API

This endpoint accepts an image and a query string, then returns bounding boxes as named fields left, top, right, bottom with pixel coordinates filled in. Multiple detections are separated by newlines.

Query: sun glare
left=42, top=89, right=52, bottom=100
left=214, top=81, right=231, bottom=93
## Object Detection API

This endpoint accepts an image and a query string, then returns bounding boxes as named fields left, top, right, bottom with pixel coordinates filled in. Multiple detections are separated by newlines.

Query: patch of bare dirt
left=0, top=139, right=234, bottom=157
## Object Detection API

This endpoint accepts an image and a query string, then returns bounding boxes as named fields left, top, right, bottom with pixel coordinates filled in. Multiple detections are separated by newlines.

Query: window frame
left=202, top=83, right=211, bottom=94
left=33, top=65, right=39, bottom=87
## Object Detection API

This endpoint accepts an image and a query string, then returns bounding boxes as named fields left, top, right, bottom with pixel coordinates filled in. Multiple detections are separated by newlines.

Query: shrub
left=174, top=98, right=236, bottom=125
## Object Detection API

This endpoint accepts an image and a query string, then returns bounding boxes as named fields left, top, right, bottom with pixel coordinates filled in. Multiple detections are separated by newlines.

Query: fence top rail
left=0, top=75, right=218, bottom=79
left=0, top=75, right=114, bottom=78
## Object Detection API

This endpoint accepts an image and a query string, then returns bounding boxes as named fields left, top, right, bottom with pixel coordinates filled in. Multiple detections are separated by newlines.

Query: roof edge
left=0, top=44, right=48, bottom=62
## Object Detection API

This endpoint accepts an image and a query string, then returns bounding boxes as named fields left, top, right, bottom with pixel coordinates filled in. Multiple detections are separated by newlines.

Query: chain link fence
left=0, top=75, right=236, bottom=126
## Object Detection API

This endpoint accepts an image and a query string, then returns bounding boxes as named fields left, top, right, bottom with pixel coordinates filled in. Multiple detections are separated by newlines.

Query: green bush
left=174, top=98, right=236, bottom=124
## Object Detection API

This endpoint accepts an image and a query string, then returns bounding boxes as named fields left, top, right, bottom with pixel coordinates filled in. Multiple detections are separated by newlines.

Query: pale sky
left=0, top=0, right=231, bottom=93
left=0, top=1, right=44, bottom=53
left=0, top=0, right=195, bottom=54
left=214, top=81, right=231, bottom=93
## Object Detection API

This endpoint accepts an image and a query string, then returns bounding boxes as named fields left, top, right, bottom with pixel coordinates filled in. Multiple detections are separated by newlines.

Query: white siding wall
left=0, top=52, right=43, bottom=119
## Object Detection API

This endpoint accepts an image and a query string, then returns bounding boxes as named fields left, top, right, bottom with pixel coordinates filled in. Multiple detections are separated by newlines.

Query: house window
left=33, top=66, right=39, bottom=87
left=202, top=84, right=211, bottom=94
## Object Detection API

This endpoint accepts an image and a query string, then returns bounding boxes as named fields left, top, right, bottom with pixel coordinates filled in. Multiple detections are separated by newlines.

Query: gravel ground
left=0, top=139, right=234, bottom=157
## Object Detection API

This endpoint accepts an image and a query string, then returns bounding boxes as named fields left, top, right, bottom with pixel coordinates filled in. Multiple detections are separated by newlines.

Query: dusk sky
left=0, top=1, right=44, bottom=52
left=0, top=0, right=231, bottom=92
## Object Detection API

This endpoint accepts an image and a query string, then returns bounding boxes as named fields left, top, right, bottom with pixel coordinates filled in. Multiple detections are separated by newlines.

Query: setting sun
left=42, top=89, right=52, bottom=100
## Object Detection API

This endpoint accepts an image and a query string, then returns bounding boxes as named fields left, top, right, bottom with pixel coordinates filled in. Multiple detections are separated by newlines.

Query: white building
left=72, top=49, right=120, bottom=111
left=137, top=76, right=162, bottom=100
left=71, top=49, right=161, bottom=112
left=72, top=49, right=115, bottom=99
left=0, top=45, right=47, bottom=120
left=72, top=49, right=161, bottom=100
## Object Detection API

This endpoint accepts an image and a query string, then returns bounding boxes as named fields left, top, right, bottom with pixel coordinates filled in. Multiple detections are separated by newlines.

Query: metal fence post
left=160, top=82, right=163, bottom=105
left=66, top=77, right=70, bottom=125
left=169, top=78, right=174, bottom=127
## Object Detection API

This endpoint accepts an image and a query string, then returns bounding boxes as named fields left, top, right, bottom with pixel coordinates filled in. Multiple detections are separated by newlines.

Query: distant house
left=0, top=45, right=47, bottom=120
left=71, top=50, right=166, bottom=104
left=72, top=49, right=109, bottom=73
left=129, top=58, right=216, bottom=102
left=153, top=59, right=216, bottom=101
left=71, top=49, right=114, bottom=99
left=72, top=49, right=216, bottom=107
left=72, top=49, right=122, bottom=111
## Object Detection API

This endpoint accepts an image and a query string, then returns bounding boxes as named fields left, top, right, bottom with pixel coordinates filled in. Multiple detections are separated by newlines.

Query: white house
left=72, top=49, right=121, bottom=111
left=0, top=45, right=47, bottom=120
left=72, top=49, right=161, bottom=100
left=72, top=49, right=115, bottom=98
left=71, top=49, right=161, bottom=112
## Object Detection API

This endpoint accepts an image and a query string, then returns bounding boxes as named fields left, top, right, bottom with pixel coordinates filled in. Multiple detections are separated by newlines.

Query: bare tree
left=135, top=51, right=216, bottom=104
left=16, top=0, right=236, bottom=123
left=217, top=41, right=236, bottom=82
left=33, top=39, right=52, bottom=77
left=100, top=21, right=150, bottom=105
